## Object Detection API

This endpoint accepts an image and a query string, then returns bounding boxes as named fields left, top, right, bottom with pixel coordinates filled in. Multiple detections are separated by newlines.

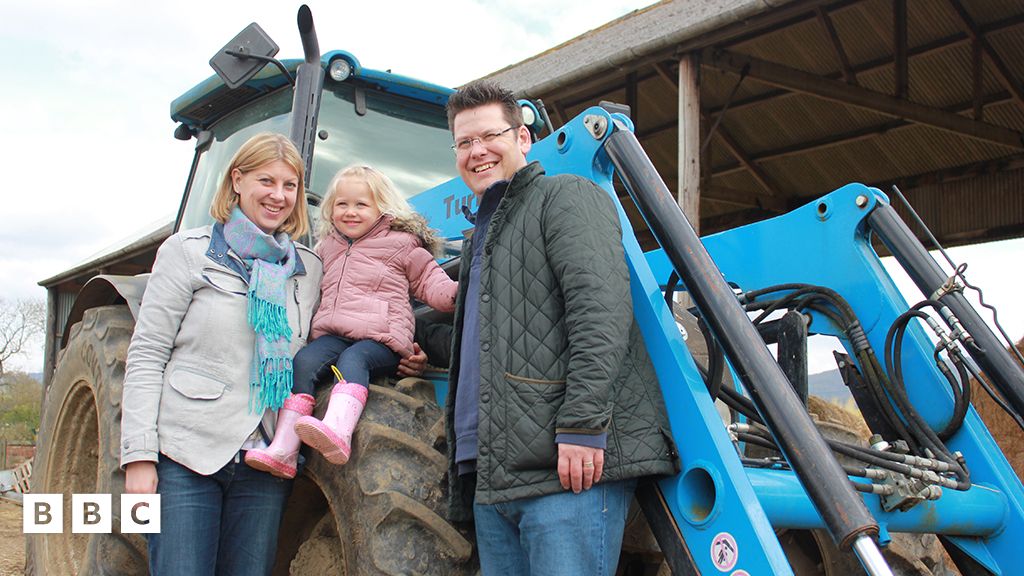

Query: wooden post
left=678, top=52, right=701, bottom=235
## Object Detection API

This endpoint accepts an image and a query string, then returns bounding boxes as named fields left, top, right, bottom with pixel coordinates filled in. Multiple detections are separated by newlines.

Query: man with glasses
left=418, top=80, right=678, bottom=575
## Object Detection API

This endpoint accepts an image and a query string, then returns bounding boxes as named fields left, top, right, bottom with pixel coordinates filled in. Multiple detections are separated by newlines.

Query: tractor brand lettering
left=443, top=193, right=477, bottom=219
left=23, top=494, right=161, bottom=534
left=711, top=532, right=738, bottom=572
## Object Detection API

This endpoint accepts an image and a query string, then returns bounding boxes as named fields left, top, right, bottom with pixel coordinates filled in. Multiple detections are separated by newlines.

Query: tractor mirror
left=210, top=23, right=279, bottom=89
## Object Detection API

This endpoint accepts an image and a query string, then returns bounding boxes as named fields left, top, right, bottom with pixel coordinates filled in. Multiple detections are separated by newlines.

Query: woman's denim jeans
left=472, top=478, right=637, bottom=576
left=146, top=455, right=292, bottom=576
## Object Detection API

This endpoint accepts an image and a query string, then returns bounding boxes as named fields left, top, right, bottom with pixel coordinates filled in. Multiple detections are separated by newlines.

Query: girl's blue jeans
left=292, top=334, right=399, bottom=393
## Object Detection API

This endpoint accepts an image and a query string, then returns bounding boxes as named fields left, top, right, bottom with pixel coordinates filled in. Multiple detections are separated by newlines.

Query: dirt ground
left=0, top=501, right=24, bottom=575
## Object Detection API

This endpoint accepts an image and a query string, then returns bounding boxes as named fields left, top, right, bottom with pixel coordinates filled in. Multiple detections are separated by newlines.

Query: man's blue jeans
left=147, top=455, right=291, bottom=576
left=472, top=479, right=637, bottom=576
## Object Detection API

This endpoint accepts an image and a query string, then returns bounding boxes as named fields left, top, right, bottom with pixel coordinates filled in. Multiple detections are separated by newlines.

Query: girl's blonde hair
left=210, top=132, right=310, bottom=239
left=319, top=165, right=418, bottom=239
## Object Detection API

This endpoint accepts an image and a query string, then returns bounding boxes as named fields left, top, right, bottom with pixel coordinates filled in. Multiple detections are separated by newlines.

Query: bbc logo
left=23, top=494, right=161, bottom=534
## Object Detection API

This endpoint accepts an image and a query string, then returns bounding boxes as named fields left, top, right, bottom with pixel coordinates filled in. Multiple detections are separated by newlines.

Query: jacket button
left=481, top=343, right=490, bottom=352
left=479, top=446, right=489, bottom=455
left=481, top=392, right=490, bottom=403
left=481, top=294, right=490, bottom=303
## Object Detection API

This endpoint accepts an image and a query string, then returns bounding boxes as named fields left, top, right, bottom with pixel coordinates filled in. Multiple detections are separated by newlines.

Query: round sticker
left=710, top=532, right=739, bottom=572
left=731, top=571, right=750, bottom=576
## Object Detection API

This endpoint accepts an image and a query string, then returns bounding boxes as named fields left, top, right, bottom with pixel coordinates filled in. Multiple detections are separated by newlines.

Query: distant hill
left=808, top=369, right=851, bottom=403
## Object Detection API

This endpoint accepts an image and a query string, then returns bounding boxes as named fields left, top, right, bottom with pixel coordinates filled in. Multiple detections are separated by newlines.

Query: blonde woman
left=121, top=132, right=323, bottom=575
left=245, top=165, right=456, bottom=476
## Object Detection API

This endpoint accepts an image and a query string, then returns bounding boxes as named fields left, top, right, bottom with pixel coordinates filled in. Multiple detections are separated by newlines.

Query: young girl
left=245, top=165, right=457, bottom=478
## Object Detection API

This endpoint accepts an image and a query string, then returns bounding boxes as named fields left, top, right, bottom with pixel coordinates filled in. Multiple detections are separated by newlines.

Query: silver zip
left=294, top=279, right=302, bottom=339
left=330, top=215, right=387, bottom=311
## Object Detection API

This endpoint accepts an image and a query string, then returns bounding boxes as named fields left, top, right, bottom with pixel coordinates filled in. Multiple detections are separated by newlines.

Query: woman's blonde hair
left=318, top=165, right=417, bottom=239
left=210, top=132, right=310, bottom=238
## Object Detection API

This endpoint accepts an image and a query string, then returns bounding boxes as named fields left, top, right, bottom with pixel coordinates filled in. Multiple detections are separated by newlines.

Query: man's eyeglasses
left=452, top=126, right=517, bottom=154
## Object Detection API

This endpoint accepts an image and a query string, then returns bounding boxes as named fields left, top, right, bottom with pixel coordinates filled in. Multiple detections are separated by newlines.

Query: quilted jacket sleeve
left=542, top=177, right=631, bottom=435
left=121, top=234, right=197, bottom=467
left=406, top=246, right=458, bottom=313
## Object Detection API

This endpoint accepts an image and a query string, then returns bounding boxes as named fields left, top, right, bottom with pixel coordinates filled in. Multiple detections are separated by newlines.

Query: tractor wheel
left=26, top=305, right=147, bottom=575
left=277, top=376, right=476, bottom=575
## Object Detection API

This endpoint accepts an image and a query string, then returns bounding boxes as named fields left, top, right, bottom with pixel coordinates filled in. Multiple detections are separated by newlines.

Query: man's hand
left=397, top=343, right=427, bottom=377
left=125, top=461, right=158, bottom=494
left=557, top=443, right=604, bottom=494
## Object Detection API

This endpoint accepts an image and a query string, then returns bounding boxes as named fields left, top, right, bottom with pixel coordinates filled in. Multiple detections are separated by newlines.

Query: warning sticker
left=710, top=532, right=739, bottom=572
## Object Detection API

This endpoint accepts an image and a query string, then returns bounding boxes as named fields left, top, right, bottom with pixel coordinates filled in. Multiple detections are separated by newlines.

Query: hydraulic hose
left=605, top=127, right=879, bottom=550
left=869, top=202, right=1024, bottom=421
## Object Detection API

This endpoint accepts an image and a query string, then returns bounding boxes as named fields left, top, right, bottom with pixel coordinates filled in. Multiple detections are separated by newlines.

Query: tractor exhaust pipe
left=289, top=5, right=324, bottom=187
left=603, top=126, right=892, bottom=574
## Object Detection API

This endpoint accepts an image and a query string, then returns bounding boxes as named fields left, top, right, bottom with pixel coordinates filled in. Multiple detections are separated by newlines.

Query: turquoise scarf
left=223, top=206, right=298, bottom=412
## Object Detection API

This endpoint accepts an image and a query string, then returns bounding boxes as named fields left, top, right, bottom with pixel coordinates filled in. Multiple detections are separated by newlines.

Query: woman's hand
left=397, top=342, right=428, bottom=377
left=125, top=461, right=159, bottom=494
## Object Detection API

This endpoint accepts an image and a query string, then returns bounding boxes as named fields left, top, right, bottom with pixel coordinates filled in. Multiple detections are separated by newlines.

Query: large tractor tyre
left=26, top=305, right=147, bottom=575
left=277, top=377, right=476, bottom=575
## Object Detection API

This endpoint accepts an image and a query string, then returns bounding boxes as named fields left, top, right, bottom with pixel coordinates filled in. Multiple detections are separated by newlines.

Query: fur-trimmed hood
left=387, top=212, right=444, bottom=256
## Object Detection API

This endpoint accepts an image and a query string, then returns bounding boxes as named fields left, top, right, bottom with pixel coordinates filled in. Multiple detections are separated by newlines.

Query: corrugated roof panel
left=719, top=91, right=893, bottom=155
left=986, top=23, right=1024, bottom=87
left=739, top=18, right=843, bottom=77
left=905, top=0, right=963, bottom=45
left=702, top=66, right=781, bottom=109
left=902, top=168, right=1024, bottom=242
left=962, top=0, right=1024, bottom=27
left=983, top=101, right=1024, bottom=131
left=825, top=0, right=893, bottom=65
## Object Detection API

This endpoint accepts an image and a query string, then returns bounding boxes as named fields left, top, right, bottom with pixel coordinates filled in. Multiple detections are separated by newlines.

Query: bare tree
left=0, top=298, right=45, bottom=380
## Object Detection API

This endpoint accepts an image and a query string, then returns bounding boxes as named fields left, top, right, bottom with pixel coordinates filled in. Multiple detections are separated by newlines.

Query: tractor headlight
left=329, top=59, right=352, bottom=82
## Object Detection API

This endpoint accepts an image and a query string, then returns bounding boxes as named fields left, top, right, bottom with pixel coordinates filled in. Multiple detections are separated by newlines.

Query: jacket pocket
left=168, top=366, right=229, bottom=400
left=201, top=267, right=248, bottom=296
left=504, top=373, right=565, bottom=472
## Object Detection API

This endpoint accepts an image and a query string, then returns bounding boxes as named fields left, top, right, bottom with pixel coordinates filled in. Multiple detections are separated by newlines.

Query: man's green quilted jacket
left=445, top=162, right=679, bottom=520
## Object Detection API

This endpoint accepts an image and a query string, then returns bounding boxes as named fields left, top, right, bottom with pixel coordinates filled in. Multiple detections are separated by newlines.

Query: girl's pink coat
left=310, top=215, right=456, bottom=357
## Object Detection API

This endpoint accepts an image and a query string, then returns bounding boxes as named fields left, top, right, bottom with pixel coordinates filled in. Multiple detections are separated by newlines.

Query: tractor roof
left=170, top=50, right=453, bottom=131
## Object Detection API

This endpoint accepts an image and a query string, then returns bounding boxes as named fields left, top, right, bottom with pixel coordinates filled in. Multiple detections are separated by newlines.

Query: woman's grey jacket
left=120, top=225, right=322, bottom=475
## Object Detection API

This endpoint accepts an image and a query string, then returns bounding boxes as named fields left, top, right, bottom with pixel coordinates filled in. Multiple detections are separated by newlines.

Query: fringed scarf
left=223, top=206, right=297, bottom=412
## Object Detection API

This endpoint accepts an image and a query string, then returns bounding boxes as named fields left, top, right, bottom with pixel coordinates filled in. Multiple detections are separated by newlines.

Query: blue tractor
left=28, top=7, right=1024, bottom=575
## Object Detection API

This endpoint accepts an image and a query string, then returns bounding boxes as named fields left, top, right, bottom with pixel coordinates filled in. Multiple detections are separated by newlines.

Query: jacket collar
left=208, top=222, right=307, bottom=280
left=481, top=161, right=545, bottom=254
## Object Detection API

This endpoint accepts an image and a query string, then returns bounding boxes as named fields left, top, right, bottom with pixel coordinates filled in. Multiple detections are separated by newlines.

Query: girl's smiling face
left=331, top=178, right=382, bottom=239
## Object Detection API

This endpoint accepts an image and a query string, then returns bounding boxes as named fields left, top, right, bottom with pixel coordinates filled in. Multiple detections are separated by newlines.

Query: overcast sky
left=2, top=0, right=1021, bottom=374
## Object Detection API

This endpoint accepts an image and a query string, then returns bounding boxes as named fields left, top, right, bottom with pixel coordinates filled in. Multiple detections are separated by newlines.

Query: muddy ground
left=0, top=500, right=24, bottom=575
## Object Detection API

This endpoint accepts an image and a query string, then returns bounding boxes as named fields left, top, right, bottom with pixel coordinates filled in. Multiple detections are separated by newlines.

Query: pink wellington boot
left=294, top=382, right=368, bottom=465
left=245, top=393, right=315, bottom=479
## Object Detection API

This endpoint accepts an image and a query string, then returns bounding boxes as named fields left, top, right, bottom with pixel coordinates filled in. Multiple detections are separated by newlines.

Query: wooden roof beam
left=711, top=90, right=1015, bottom=177
left=701, top=112, right=780, bottom=196
left=947, top=0, right=1024, bottom=111
left=702, top=48, right=1024, bottom=150
left=816, top=7, right=857, bottom=85
left=894, top=0, right=908, bottom=98
left=705, top=13, right=1024, bottom=117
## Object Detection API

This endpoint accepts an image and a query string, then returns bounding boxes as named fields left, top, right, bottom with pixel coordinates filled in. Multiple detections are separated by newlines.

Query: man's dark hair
left=446, top=80, right=523, bottom=131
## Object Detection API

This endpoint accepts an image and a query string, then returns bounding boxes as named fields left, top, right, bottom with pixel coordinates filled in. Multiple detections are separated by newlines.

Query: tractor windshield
left=178, top=80, right=457, bottom=239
